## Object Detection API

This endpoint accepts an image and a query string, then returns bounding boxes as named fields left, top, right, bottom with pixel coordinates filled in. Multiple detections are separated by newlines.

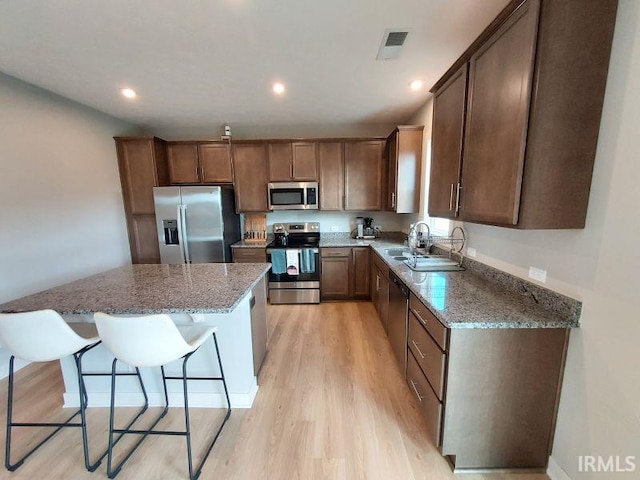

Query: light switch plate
left=467, top=247, right=477, bottom=258
left=528, top=266, right=547, bottom=283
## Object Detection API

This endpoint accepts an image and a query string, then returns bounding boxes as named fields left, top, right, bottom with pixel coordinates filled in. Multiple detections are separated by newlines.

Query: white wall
left=0, top=73, right=138, bottom=372
left=453, top=2, right=639, bottom=478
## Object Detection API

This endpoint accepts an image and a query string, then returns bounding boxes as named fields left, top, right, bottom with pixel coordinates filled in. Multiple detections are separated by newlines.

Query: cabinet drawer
left=232, top=248, right=267, bottom=263
left=372, top=251, right=389, bottom=278
left=409, top=294, right=448, bottom=351
left=408, top=310, right=446, bottom=400
left=321, top=248, right=350, bottom=258
left=407, top=351, right=442, bottom=446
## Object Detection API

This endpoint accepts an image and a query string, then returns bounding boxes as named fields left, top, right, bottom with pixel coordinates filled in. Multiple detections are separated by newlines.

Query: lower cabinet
left=232, top=248, right=267, bottom=263
left=406, top=292, right=570, bottom=470
left=320, top=247, right=370, bottom=300
left=370, top=251, right=390, bottom=332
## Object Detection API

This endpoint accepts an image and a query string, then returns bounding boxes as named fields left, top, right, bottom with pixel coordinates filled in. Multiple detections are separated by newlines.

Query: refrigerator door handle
left=176, top=204, right=186, bottom=264
left=180, top=205, right=191, bottom=263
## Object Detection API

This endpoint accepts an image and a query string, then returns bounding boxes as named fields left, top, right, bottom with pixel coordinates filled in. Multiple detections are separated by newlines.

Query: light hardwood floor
left=0, top=302, right=550, bottom=480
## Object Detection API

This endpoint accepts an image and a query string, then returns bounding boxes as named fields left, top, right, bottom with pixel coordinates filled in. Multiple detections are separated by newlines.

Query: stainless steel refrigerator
left=153, top=186, right=241, bottom=264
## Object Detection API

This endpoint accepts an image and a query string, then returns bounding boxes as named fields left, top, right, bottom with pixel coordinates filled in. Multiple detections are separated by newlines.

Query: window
left=428, top=217, right=451, bottom=236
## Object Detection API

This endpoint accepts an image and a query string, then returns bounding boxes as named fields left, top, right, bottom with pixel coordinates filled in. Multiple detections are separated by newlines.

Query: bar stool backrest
left=0, top=310, right=96, bottom=362
left=94, top=312, right=195, bottom=368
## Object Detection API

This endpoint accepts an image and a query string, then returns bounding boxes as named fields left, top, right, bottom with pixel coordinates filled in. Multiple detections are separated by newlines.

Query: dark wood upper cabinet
left=387, top=126, right=424, bottom=213
left=461, top=0, right=539, bottom=226
left=167, top=143, right=199, bottom=184
left=115, top=137, right=169, bottom=264
left=429, top=65, right=467, bottom=219
left=318, top=142, right=344, bottom=210
left=429, top=0, right=618, bottom=229
left=344, top=140, right=385, bottom=211
left=167, top=142, right=233, bottom=184
left=232, top=143, right=268, bottom=213
left=267, top=143, right=293, bottom=181
left=292, top=142, right=318, bottom=180
left=199, top=143, right=233, bottom=183
left=268, top=142, right=318, bottom=181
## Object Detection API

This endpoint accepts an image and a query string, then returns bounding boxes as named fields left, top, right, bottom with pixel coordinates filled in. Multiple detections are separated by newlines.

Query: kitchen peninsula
left=0, top=263, right=271, bottom=408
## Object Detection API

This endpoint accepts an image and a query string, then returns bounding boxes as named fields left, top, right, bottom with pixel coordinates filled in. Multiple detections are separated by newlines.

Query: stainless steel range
left=266, top=222, right=320, bottom=304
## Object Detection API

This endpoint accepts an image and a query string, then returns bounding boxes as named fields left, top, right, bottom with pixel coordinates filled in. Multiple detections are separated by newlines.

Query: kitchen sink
left=404, top=255, right=464, bottom=272
left=385, top=248, right=410, bottom=257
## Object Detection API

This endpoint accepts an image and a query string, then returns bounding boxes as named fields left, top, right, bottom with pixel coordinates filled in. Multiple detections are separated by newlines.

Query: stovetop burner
left=269, top=222, right=320, bottom=248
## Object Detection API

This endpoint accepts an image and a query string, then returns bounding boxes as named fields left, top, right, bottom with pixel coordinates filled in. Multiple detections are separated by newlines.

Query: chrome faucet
left=407, top=221, right=431, bottom=268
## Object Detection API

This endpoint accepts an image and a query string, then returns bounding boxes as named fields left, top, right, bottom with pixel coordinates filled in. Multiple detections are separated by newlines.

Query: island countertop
left=0, top=263, right=272, bottom=315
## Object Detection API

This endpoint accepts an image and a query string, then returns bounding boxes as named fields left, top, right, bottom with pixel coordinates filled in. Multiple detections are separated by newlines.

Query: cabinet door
left=129, top=214, right=161, bottom=264
left=167, top=143, right=199, bottom=184
left=349, top=247, right=370, bottom=298
left=232, top=144, right=268, bottom=212
left=116, top=139, right=160, bottom=215
left=344, top=140, right=384, bottom=211
left=292, top=142, right=318, bottom=180
left=267, top=143, right=293, bottom=181
left=430, top=65, right=467, bottom=220
left=461, top=0, right=539, bottom=225
left=199, top=143, right=233, bottom=183
left=320, top=257, right=350, bottom=299
left=318, top=142, right=344, bottom=210
left=386, top=132, right=398, bottom=211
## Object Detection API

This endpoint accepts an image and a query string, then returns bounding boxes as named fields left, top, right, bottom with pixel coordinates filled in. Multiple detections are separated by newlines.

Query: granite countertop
left=0, top=263, right=272, bottom=315
left=368, top=244, right=581, bottom=329
left=231, top=238, right=272, bottom=248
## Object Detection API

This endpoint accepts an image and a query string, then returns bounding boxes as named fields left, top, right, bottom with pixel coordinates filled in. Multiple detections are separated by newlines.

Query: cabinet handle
left=290, top=163, right=293, bottom=179
left=410, top=380, right=424, bottom=402
left=376, top=275, right=380, bottom=292
left=411, top=340, right=426, bottom=359
left=449, top=183, right=454, bottom=211
left=391, top=192, right=396, bottom=208
left=412, top=309, right=427, bottom=326
left=455, top=183, right=462, bottom=213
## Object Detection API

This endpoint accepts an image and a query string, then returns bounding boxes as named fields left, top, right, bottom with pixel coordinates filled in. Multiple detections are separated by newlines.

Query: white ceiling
left=0, top=0, right=510, bottom=138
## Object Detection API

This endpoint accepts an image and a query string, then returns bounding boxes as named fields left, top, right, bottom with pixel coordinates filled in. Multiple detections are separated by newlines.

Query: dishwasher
left=387, top=271, right=409, bottom=375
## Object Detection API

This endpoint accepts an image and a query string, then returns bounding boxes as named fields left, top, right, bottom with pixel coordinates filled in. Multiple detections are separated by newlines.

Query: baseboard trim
left=63, top=380, right=258, bottom=409
left=547, top=457, right=573, bottom=480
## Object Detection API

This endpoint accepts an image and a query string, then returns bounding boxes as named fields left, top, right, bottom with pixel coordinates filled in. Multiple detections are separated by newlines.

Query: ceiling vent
left=376, top=29, right=409, bottom=61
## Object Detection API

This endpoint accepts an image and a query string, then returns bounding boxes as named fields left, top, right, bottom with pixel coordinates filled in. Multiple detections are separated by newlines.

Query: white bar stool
left=0, top=309, right=105, bottom=472
left=93, top=312, right=231, bottom=480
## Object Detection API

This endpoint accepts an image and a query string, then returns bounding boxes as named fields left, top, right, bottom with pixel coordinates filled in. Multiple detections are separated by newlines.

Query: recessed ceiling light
left=272, top=82, right=285, bottom=95
left=410, top=80, right=424, bottom=91
left=121, top=88, right=137, bottom=99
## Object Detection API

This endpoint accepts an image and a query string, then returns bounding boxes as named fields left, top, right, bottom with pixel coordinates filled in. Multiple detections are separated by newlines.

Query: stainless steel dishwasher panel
left=388, top=272, right=409, bottom=376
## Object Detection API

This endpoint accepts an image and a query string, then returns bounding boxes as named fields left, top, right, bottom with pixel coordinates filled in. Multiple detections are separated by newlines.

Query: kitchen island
left=0, top=263, right=271, bottom=408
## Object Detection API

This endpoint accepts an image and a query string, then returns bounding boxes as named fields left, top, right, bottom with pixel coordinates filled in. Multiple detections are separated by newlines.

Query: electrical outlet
left=528, top=266, right=547, bottom=283
left=330, top=225, right=339, bottom=232
left=467, top=247, right=477, bottom=258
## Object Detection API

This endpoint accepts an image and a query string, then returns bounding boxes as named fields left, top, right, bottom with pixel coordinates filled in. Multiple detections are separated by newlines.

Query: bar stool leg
left=5, top=356, right=18, bottom=471
left=106, top=361, right=171, bottom=479
left=4, top=355, right=88, bottom=471
left=182, top=332, right=231, bottom=480
left=74, top=343, right=107, bottom=472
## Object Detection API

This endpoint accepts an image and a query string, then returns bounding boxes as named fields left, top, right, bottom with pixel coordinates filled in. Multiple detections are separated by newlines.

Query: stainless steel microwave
left=267, top=182, right=318, bottom=210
